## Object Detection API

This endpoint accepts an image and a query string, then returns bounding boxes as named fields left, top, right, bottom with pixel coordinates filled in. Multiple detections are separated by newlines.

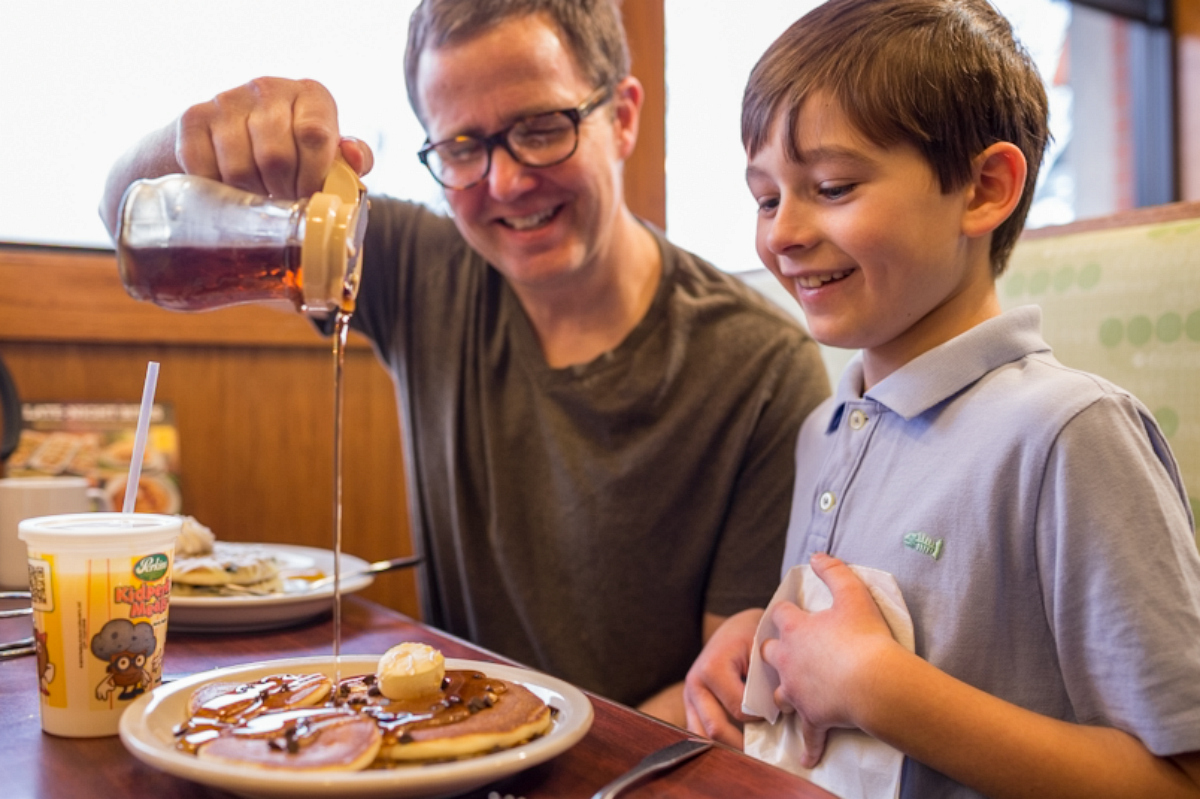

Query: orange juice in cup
left=18, top=512, right=180, bottom=737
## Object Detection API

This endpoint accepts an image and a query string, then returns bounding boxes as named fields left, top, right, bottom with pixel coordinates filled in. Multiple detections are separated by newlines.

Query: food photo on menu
left=8, top=401, right=181, bottom=514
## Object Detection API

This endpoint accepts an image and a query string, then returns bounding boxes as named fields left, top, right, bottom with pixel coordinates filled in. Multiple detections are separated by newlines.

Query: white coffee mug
left=0, top=477, right=92, bottom=589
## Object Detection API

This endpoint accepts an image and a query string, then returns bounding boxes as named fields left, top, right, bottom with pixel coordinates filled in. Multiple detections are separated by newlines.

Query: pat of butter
left=377, top=643, right=446, bottom=700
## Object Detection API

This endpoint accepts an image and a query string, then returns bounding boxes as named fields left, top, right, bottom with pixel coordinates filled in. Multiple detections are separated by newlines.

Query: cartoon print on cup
left=91, top=618, right=157, bottom=701
left=35, top=629, right=55, bottom=696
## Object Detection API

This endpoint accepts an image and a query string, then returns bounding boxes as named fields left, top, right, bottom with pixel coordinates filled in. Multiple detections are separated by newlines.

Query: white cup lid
left=18, top=512, right=181, bottom=554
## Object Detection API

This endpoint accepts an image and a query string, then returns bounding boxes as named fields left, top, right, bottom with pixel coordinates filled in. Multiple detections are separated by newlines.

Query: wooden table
left=1, top=595, right=832, bottom=798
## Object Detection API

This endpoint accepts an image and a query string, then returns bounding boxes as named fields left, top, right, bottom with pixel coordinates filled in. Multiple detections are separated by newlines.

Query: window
left=664, top=0, right=1173, bottom=274
left=0, top=0, right=439, bottom=249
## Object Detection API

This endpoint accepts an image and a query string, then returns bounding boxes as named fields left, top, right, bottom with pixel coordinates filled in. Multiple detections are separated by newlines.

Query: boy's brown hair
left=404, top=0, right=631, bottom=125
left=743, top=0, right=1049, bottom=274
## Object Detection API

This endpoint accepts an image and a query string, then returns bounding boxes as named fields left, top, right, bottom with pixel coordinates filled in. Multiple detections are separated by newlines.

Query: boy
left=683, top=0, right=1200, bottom=795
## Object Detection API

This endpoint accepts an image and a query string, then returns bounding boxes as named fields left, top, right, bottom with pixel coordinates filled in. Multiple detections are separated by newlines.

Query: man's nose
left=487, top=146, right=537, bottom=200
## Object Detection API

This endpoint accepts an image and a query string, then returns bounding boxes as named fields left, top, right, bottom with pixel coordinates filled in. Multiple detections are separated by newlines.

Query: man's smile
left=498, top=205, right=563, bottom=231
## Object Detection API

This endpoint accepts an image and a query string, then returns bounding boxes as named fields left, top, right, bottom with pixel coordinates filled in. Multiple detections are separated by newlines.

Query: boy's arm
left=769, top=554, right=1200, bottom=799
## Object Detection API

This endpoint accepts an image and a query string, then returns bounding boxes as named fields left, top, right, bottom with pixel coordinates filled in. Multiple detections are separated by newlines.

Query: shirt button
left=819, top=491, right=836, bottom=512
left=849, top=409, right=868, bottom=430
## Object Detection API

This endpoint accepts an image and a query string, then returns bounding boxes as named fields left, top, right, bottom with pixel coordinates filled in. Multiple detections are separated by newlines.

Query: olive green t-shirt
left=350, top=197, right=830, bottom=706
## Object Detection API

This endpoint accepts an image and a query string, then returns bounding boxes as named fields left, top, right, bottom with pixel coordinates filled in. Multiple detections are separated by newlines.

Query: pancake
left=172, top=542, right=282, bottom=589
left=176, top=673, right=384, bottom=771
left=195, top=709, right=382, bottom=771
left=171, top=574, right=284, bottom=597
left=338, top=670, right=553, bottom=763
left=184, top=673, right=333, bottom=719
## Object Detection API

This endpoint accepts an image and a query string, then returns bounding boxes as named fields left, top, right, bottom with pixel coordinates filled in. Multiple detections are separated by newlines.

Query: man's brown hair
left=404, top=0, right=630, bottom=124
left=743, top=0, right=1050, bottom=274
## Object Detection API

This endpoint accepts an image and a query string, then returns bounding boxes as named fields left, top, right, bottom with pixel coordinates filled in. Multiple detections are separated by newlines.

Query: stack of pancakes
left=174, top=645, right=553, bottom=770
left=171, top=517, right=285, bottom=597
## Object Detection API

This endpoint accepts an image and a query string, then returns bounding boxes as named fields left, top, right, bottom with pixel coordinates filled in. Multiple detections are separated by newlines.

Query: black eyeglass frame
left=417, top=85, right=615, bottom=190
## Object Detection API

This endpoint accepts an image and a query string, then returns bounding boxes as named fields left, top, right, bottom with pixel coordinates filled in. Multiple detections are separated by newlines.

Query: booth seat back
left=1000, top=203, right=1200, bottom=543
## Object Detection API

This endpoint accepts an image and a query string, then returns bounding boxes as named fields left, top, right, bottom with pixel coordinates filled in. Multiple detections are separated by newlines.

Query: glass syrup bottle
left=115, top=156, right=368, bottom=315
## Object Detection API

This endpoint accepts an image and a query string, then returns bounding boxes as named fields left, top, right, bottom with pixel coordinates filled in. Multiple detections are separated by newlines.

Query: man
left=100, top=0, right=829, bottom=723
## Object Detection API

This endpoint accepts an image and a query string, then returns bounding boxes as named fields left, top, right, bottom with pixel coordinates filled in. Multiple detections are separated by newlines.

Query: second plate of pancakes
left=169, top=545, right=374, bottom=633
left=119, top=655, right=594, bottom=798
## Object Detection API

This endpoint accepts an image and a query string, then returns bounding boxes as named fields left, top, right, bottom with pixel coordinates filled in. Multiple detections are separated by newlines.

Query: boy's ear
left=961, top=142, right=1027, bottom=239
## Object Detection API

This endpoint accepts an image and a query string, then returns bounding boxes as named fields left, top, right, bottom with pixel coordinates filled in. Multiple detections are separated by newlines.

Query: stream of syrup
left=331, top=310, right=352, bottom=695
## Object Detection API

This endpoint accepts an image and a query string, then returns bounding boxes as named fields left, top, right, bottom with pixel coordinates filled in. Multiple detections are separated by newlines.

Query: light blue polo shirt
left=783, top=306, right=1200, bottom=798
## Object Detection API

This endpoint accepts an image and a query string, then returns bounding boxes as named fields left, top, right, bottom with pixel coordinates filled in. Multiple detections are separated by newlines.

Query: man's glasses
left=417, top=86, right=614, bottom=191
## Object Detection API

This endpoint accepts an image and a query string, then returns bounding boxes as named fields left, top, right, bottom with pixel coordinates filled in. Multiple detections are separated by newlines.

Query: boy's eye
left=755, top=196, right=779, bottom=213
left=819, top=183, right=856, bottom=200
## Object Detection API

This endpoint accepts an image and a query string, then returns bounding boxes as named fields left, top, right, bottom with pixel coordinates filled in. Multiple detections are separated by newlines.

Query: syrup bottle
left=115, top=156, right=368, bottom=315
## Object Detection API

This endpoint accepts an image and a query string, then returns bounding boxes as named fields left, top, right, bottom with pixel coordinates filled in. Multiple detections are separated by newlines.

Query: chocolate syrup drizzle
left=173, top=670, right=512, bottom=759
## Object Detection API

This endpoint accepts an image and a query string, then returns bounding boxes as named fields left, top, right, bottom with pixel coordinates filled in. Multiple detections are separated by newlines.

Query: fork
left=301, top=554, right=423, bottom=591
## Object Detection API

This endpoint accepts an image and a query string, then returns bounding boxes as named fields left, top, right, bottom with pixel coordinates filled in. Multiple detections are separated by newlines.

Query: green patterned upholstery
left=1000, top=214, right=1200, bottom=546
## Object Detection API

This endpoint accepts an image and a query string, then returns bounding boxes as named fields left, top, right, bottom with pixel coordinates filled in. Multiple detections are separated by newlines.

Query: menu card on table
left=6, top=402, right=181, bottom=514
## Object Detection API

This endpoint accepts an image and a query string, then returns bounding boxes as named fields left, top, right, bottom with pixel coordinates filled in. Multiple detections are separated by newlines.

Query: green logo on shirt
left=903, top=532, right=944, bottom=560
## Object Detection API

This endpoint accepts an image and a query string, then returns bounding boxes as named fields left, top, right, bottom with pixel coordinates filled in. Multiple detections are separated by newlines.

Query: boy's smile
left=747, top=95, right=1002, bottom=388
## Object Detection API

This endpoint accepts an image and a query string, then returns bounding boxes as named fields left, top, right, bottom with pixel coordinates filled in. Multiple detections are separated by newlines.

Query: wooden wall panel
left=622, top=0, right=667, bottom=230
left=1179, top=0, right=1200, bottom=200
left=0, top=247, right=419, bottom=618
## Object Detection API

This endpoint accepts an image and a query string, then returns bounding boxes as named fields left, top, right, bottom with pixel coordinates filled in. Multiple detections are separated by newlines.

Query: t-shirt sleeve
left=1036, top=391, right=1200, bottom=756
left=703, top=332, right=831, bottom=616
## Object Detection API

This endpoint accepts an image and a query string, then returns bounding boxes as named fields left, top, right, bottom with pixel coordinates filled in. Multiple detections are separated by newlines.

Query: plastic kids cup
left=19, top=512, right=180, bottom=737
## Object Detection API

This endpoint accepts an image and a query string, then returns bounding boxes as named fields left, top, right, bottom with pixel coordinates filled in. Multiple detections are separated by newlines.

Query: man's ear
left=612, top=75, right=644, bottom=160
left=961, top=142, right=1027, bottom=239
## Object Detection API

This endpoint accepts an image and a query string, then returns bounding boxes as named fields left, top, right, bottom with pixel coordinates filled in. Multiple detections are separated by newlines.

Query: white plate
left=119, top=655, right=594, bottom=799
left=169, top=544, right=374, bottom=632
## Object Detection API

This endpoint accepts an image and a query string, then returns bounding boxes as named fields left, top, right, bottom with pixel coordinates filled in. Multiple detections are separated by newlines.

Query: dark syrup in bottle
left=117, top=245, right=305, bottom=311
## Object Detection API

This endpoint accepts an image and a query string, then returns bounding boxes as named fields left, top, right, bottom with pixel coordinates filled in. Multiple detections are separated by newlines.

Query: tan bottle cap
left=300, top=154, right=369, bottom=314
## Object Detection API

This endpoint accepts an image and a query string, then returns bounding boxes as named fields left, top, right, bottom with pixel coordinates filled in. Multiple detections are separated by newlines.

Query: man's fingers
left=339, top=137, right=375, bottom=177
left=171, top=78, right=345, bottom=200
left=291, top=78, right=341, bottom=197
left=174, top=108, right=222, bottom=183
left=205, top=83, right=271, bottom=195
left=247, top=99, right=300, bottom=199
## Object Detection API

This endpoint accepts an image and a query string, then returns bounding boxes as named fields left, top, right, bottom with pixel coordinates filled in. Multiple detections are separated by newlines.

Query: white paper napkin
left=742, top=564, right=915, bottom=799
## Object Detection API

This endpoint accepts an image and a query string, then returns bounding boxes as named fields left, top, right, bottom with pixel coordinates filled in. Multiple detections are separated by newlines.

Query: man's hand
left=683, top=608, right=764, bottom=747
left=176, top=77, right=373, bottom=199
left=101, top=77, right=374, bottom=236
left=762, top=553, right=902, bottom=767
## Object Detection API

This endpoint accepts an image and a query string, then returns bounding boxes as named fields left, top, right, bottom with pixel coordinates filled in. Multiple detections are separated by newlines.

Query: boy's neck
left=861, top=278, right=1002, bottom=391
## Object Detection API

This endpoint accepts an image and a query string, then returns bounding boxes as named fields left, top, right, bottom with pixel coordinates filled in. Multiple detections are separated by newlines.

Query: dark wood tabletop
left=1, top=595, right=832, bottom=799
